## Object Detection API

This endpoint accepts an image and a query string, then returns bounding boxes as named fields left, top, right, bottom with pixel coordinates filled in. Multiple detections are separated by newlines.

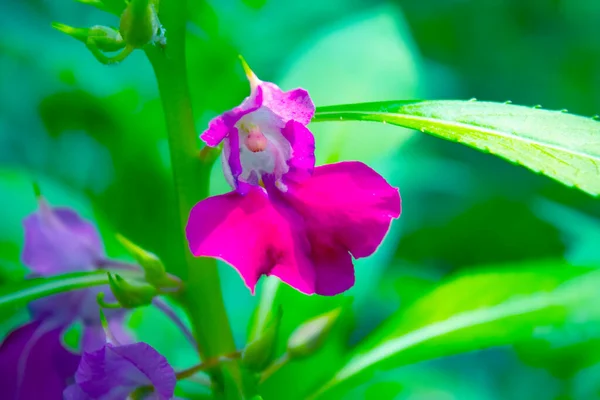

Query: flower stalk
left=175, top=351, right=243, bottom=381
left=143, top=0, right=241, bottom=395
left=152, top=297, right=197, bottom=350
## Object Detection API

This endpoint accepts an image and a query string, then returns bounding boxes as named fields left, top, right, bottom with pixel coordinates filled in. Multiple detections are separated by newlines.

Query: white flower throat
left=227, top=109, right=292, bottom=191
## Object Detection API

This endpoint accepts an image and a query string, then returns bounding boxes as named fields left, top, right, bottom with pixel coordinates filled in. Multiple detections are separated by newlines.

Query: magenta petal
left=313, top=247, right=355, bottom=296
left=186, top=187, right=316, bottom=294
left=281, top=120, right=316, bottom=184
left=227, top=127, right=244, bottom=191
left=201, top=116, right=231, bottom=147
left=290, top=162, right=400, bottom=259
left=260, top=83, right=315, bottom=126
left=221, top=127, right=257, bottom=195
left=0, top=321, right=80, bottom=400
left=74, top=342, right=176, bottom=399
left=200, top=86, right=264, bottom=147
left=22, top=205, right=104, bottom=275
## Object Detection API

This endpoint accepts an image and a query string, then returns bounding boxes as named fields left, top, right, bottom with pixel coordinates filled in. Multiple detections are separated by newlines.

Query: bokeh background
left=2, top=0, right=600, bottom=399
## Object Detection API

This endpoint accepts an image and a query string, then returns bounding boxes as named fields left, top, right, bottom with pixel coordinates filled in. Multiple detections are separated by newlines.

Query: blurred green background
left=1, top=0, right=600, bottom=399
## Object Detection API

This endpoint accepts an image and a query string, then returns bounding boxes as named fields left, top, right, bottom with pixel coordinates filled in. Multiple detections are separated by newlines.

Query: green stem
left=86, top=43, right=133, bottom=65
left=129, top=0, right=151, bottom=14
left=146, top=35, right=234, bottom=363
left=0, top=270, right=142, bottom=311
left=143, top=0, right=239, bottom=395
left=176, top=351, right=243, bottom=380
left=259, top=353, right=290, bottom=384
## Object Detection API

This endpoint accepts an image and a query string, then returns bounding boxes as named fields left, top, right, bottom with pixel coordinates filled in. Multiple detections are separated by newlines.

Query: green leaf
left=0, top=270, right=142, bottom=314
left=310, top=262, right=600, bottom=398
left=312, top=100, right=600, bottom=196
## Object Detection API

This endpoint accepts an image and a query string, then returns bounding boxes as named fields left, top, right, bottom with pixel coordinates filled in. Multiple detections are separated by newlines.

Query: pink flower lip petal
left=186, top=161, right=400, bottom=296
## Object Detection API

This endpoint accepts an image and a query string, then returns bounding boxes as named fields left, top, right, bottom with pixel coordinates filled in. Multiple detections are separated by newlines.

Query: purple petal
left=22, top=203, right=104, bottom=275
left=79, top=288, right=130, bottom=351
left=29, top=290, right=91, bottom=328
left=221, top=127, right=258, bottom=195
left=200, top=86, right=264, bottom=147
left=81, top=324, right=106, bottom=352
left=0, top=321, right=80, bottom=400
left=81, top=311, right=131, bottom=352
left=260, top=83, right=315, bottom=126
left=185, top=187, right=316, bottom=294
left=75, top=342, right=176, bottom=399
left=226, top=127, right=244, bottom=192
left=281, top=120, right=316, bottom=184
left=28, top=286, right=127, bottom=344
left=63, top=384, right=90, bottom=400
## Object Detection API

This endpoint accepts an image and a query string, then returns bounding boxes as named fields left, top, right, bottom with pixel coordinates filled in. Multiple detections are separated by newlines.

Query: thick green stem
left=144, top=0, right=238, bottom=395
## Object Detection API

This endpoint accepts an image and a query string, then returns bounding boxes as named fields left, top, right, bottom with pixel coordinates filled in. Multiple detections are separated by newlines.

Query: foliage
left=1, top=0, right=600, bottom=399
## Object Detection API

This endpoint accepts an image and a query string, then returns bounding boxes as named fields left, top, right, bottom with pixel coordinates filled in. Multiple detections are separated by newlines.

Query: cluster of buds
left=53, top=0, right=166, bottom=65
left=241, top=305, right=344, bottom=384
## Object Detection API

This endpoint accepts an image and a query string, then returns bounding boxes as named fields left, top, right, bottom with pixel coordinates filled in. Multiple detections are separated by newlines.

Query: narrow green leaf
left=313, top=100, right=600, bottom=195
left=0, top=270, right=142, bottom=313
left=310, top=263, right=600, bottom=398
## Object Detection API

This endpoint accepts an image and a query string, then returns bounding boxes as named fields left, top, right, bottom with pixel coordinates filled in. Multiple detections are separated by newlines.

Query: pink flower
left=186, top=60, right=401, bottom=296
left=200, top=58, right=315, bottom=194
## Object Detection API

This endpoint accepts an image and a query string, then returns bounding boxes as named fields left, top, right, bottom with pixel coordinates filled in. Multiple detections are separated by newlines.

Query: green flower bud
left=287, top=308, right=342, bottom=359
left=116, top=234, right=180, bottom=290
left=242, top=307, right=283, bottom=372
left=119, top=0, right=165, bottom=49
left=108, top=272, right=157, bottom=308
left=52, top=23, right=125, bottom=52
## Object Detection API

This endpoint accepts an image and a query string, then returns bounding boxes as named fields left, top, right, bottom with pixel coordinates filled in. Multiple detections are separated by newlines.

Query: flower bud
left=287, top=308, right=342, bottom=359
left=242, top=307, right=283, bottom=372
left=108, top=272, right=157, bottom=308
left=119, top=0, right=165, bottom=48
left=52, top=23, right=125, bottom=52
left=116, top=234, right=180, bottom=290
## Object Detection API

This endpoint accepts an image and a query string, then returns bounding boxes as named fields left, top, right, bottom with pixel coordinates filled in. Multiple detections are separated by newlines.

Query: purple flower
left=22, top=198, right=104, bottom=275
left=186, top=63, right=401, bottom=296
left=0, top=321, right=80, bottom=400
left=20, top=198, right=128, bottom=348
left=63, top=341, right=176, bottom=400
left=0, top=199, right=129, bottom=398
left=201, top=58, right=316, bottom=194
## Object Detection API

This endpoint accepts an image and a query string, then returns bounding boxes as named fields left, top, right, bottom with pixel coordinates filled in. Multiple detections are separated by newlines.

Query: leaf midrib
left=313, top=110, right=600, bottom=163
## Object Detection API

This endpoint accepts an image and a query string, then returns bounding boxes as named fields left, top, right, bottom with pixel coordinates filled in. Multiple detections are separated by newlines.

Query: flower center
left=242, top=124, right=268, bottom=153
